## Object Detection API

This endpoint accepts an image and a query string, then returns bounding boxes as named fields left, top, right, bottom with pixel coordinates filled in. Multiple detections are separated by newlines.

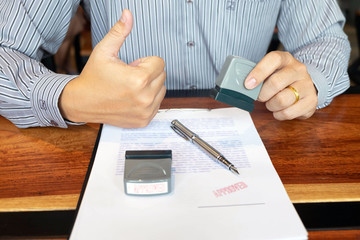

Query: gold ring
left=288, top=86, right=300, bottom=104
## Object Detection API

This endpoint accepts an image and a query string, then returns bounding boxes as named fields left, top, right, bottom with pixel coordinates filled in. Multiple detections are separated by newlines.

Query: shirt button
left=189, top=85, right=197, bottom=90
left=187, top=41, right=195, bottom=47
left=50, top=120, right=59, bottom=127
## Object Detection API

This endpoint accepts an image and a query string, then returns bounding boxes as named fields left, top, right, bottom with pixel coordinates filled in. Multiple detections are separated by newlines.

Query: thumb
left=95, top=9, right=133, bottom=57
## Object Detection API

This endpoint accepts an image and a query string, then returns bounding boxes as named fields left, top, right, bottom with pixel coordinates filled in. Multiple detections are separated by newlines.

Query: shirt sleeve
left=0, top=0, right=80, bottom=128
left=277, top=0, right=351, bottom=108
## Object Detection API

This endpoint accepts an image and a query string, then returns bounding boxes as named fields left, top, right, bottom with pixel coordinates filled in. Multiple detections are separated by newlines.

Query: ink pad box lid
left=124, top=150, right=172, bottom=196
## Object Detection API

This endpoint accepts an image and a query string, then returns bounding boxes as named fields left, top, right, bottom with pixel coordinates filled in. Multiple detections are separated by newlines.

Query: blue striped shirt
left=0, top=0, right=351, bottom=128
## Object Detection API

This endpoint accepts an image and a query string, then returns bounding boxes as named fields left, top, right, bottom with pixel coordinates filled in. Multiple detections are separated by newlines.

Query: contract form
left=69, top=107, right=307, bottom=240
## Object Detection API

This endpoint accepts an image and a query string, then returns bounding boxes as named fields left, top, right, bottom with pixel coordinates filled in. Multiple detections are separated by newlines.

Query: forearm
left=278, top=0, right=351, bottom=108
left=0, top=47, right=77, bottom=128
left=0, top=0, right=80, bottom=128
left=293, top=27, right=351, bottom=108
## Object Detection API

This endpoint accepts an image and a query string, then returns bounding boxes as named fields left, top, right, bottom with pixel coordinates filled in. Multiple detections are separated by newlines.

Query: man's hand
left=244, top=51, right=317, bottom=120
left=59, top=9, right=166, bottom=128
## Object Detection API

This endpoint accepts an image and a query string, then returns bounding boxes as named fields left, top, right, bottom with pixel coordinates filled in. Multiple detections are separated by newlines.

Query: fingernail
left=120, top=12, right=126, bottom=23
left=245, top=78, right=257, bottom=89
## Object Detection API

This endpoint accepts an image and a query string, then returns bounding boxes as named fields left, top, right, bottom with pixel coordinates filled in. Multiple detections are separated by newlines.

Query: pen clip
left=170, top=125, right=190, bottom=141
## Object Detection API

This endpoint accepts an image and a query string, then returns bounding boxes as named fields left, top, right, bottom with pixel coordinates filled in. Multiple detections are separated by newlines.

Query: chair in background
left=348, top=10, right=360, bottom=86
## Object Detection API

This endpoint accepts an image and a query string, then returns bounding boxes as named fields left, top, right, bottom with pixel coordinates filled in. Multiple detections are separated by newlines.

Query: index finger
left=244, top=51, right=293, bottom=89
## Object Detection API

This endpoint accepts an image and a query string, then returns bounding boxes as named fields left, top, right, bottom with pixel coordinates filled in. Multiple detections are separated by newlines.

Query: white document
left=70, top=107, right=307, bottom=240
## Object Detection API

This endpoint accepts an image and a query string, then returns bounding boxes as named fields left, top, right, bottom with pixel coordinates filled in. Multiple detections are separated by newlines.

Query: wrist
left=59, top=76, right=85, bottom=123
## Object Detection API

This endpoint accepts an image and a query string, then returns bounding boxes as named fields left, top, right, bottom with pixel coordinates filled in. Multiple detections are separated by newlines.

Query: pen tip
left=230, top=166, right=240, bottom=175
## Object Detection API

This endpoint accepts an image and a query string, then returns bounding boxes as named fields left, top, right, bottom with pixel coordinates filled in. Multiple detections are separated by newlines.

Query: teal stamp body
left=124, top=150, right=172, bottom=196
left=210, top=55, right=263, bottom=112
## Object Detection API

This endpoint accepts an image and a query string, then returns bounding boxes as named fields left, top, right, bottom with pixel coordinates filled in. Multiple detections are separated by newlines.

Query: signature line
left=198, top=202, right=266, bottom=208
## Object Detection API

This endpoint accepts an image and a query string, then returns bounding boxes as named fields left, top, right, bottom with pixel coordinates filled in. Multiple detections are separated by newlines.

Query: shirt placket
left=184, top=0, right=197, bottom=90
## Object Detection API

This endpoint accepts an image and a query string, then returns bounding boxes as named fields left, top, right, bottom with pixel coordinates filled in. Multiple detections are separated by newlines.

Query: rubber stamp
left=210, top=55, right=263, bottom=112
left=124, top=150, right=172, bottom=196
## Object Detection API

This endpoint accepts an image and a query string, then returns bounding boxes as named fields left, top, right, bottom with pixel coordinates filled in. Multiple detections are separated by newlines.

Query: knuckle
left=136, top=94, right=153, bottom=108
left=265, top=101, right=275, bottom=112
left=283, top=51, right=293, bottom=64
left=273, top=112, right=284, bottom=121
left=280, top=108, right=296, bottom=120
left=276, top=95, right=288, bottom=107
left=137, top=109, right=154, bottom=127
left=268, top=76, right=283, bottom=91
left=271, top=51, right=295, bottom=66
left=297, top=62, right=307, bottom=73
left=283, top=51, right=292, bottom=59
left=110, top=22, right=125, bottom=39
left=132, top=72, right=151, bottom=89
left=257, top=92, right=268, bottom=102
left=153, top=56, right=165, bottom=67
left=268, top=51, right=283, bottom=63
left=258, top=96, right=266, bottom=102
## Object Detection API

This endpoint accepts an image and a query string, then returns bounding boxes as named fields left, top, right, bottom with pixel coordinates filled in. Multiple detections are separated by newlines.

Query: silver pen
left=170, top=119, right=239, bottom=175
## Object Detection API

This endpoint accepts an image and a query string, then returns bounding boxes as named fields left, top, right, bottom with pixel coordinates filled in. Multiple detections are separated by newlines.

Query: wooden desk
left=1, top=94, right=360, bottom=239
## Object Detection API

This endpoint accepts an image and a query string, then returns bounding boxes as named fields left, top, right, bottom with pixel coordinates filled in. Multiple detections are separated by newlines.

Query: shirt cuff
left=304, top=64, right=328, bottom=109
left=31, top=73, right=78, bottom=128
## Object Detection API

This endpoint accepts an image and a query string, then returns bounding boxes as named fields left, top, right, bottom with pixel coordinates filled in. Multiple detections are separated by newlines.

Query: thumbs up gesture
left=59, top=9, right=166, bottom=128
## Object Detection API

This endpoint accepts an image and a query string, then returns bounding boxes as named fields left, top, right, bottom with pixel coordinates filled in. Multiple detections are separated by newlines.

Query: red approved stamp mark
left=213, top=182, right=248, bottom=198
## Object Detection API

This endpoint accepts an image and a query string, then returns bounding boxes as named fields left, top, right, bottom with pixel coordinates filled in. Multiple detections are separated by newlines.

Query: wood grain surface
left=0, top=94, right=359, bottom=211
